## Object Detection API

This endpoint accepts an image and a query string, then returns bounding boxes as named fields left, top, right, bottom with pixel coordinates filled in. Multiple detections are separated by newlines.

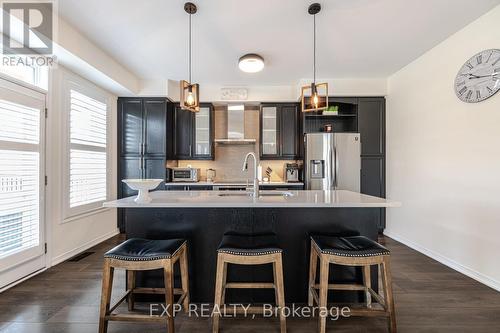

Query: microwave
left=171, top=168, right=200, bottom=182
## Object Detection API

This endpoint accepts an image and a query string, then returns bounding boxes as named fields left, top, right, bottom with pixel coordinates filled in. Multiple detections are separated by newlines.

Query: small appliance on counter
left=285, top=163, right=301, bottom=182
left=171, top=167, right=200, bottom=182
left=206, top=168, right=216, bottom=182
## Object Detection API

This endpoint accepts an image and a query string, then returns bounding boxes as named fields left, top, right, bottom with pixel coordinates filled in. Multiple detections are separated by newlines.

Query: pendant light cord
left=189, top=13, right=192, bottom=83
left=313, top=13, right=316, bottom=85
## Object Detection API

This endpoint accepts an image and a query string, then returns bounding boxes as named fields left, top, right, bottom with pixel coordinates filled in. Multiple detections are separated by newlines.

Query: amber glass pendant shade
left=301, top=82, right=328, bottom=112
left=180, top=80, right=199, bottom=112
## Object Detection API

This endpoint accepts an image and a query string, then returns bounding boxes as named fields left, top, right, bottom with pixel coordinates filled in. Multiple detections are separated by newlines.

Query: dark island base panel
left=125, top=208, right=380, bottom=304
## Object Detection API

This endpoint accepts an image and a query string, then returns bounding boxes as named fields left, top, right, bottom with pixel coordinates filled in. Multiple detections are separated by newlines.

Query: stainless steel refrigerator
left=305, top=133, right=361, bottom=191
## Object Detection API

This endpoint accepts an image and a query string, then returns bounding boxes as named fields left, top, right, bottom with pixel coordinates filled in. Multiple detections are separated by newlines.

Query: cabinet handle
left=189, top=144, right=192, bottom=157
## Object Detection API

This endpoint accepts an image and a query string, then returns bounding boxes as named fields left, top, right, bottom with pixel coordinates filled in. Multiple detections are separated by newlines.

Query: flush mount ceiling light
left=238, top=54, right=265, bottom=73
left=180, top=2, right=200, bottom=112
left=301, top=3, right=328, bottom=112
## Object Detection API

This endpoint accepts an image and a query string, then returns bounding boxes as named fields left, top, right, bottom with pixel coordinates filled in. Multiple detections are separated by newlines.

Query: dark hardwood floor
left=1, top=235, right=499, bottom=332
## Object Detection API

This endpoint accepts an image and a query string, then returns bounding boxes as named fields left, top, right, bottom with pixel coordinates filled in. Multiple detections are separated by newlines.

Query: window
left=0, top=64, right=48, bottom=90
left=64, top=80, right=110, bottom=218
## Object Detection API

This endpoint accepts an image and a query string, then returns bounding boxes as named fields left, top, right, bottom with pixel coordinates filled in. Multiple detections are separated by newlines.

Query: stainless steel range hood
left=214, top=105, right=256, bottom=145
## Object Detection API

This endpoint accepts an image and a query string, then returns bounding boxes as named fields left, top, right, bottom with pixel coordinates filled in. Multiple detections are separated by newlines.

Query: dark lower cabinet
left=166, top=185, right=213, bottom=191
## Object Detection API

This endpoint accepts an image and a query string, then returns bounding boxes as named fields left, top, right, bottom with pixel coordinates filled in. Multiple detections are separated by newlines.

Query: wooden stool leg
left=381, top=257, right=397, bottom=333
left=180, top=246, right=190, bottom=312
left=164, top=261, right=175, bottom=333
left=127, top=270, right=136, bottom=311
left=363, top=265, right=372, bottom=308
left=212, top=254, right=225, bottom=333
left=99, top=260, right=114, bottom=333
left=221, top=262, right=228, bottom=305
left=273, top=255, right=286, bottom=333
left=308, top=243, right=318, bottom=307
left=318, top=256, right=329, bottom=333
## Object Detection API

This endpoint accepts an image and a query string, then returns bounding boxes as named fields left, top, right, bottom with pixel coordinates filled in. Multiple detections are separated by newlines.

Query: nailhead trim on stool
left=217, top=249, right=282, bottom=256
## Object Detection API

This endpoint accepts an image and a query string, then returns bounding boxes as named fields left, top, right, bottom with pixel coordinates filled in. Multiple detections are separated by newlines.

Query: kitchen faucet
left=242, top=152, right=259, bottom=198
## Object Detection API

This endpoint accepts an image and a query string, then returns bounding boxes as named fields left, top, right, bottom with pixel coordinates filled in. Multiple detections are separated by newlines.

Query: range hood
left=214, top=105, right=256, bottom=145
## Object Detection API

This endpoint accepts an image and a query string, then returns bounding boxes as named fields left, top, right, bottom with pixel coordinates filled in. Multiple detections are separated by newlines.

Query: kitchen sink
left=217, top=191, right=294, bottom=197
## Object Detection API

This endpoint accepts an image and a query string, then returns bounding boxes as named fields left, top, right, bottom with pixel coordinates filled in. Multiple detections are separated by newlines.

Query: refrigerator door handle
left=334, top=147, right=339, bottom=188
left=330, top=147, right=335, bottom=190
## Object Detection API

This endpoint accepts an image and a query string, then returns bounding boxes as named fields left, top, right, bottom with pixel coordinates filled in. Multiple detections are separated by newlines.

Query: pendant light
left=301, top=3, right=328, bottom=112
left=180, top=2, right=200, bottom=112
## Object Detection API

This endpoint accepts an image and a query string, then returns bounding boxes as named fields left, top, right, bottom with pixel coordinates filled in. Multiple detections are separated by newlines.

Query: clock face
left=454, top=49, right=500, bottom=103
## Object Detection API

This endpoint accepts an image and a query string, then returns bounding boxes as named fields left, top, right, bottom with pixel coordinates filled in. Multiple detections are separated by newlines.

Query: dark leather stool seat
left=99, top=238, right=190, bottom=333
left=311, top=235, right=390, bottom=257
left=104, top=238, right=186, bottom=261
left=217, top=233, right=282, bottom=256
left=213, top=232, right=286, bottom=332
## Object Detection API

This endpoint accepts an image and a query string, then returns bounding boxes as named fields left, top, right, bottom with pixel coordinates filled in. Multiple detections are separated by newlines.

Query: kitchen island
left=104, top=190, right=399, bottom=303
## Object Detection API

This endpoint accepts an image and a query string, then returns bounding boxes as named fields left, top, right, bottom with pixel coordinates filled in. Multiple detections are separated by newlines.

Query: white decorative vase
left=122, top=179, right=163, bottom=204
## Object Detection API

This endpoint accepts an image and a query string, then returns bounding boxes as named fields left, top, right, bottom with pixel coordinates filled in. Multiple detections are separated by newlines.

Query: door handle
left=329, top=147, right=334, bottom=190
left=334, top=148, right=339, bottom=188
left=189, top=144, right=192, bottom=157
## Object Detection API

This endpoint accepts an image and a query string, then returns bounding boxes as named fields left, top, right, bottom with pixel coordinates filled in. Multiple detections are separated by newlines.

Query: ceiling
left=59, top=0, right=500, bottom=85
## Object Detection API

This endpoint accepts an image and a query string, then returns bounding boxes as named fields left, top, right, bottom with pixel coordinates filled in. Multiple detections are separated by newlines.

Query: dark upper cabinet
left=173, top=106, right=193, bottom=159
left=144, top=100, right=167, bottom=156
left=119, top=98, right=169, bottom=158
left=260, top=103, right=300, bottom=160
left=119, top=99, right=143, bottom=156
left=280, top=104, right=299, bottom=158
left=173, top=103, right=214, bottom=160
left=358, top=98, right=385, bottom=156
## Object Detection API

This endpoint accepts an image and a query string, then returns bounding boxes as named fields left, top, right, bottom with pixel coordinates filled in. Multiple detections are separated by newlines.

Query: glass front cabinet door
left=261, top=106, right=278, bottom=157
left=193, top=105, right=213, bottom=159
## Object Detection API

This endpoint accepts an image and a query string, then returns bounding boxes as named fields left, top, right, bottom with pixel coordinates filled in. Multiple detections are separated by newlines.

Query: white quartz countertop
left=103, top=190, right=400, bottom=208
left=164, top=181, right=304, bottom=186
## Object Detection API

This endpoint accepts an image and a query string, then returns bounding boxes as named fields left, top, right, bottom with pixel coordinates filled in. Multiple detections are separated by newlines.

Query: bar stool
left=308, top=235, right=397, bottom=333
left=98, top=238, right=190, bottom=333
left=212, top=233, right=286, bottom=333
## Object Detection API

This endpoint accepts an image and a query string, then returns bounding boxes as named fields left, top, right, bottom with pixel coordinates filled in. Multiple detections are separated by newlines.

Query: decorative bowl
left=122, top=179, right=163, bottom=204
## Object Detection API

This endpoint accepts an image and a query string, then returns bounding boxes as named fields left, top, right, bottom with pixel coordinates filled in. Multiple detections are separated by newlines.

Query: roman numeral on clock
left=466, top=90, right=473, bottom=100
left=458, top=86, right=467, bottom=95
left=487, top=86, right=493, bottom=94
left=486, top=52, right=493, bottom=63
left=476, top=55, right=482, bottom=65
left=492, top=57, right=500, bottom=66
left=466, top=62, right=474, bottom=70
left=476, top=90, right=481, bottom=99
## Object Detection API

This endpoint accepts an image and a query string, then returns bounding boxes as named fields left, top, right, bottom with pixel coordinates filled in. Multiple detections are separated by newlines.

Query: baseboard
left=51, top=228, right=120, bottom=266
left=384, top=230, right=500, bottom=292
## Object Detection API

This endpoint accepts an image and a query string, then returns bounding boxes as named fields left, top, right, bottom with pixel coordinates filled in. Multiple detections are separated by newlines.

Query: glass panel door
left=0, top=78, right=46, bottom=289
left=261, top=106, right=277, bottom=155
left=194, top=106, right=210, bottom=156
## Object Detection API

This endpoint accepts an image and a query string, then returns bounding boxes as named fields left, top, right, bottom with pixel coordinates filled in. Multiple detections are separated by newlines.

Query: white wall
left=386, top=5, right=500, bottom=291
left=46, top=66, right=119, bottom=265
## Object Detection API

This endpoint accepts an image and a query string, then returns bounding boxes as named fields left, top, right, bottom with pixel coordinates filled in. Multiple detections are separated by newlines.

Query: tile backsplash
left=174, top=105, right=300, bottom=182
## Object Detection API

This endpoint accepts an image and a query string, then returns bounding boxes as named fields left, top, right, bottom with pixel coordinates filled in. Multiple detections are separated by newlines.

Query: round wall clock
left=454, top=49, right=500, bottom=103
